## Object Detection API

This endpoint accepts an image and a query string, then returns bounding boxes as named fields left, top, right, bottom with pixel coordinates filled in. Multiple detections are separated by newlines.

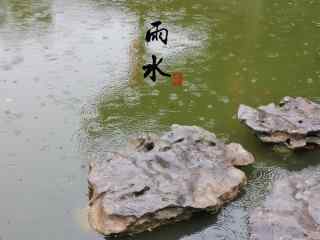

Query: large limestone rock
left=250, top=167, right=320, bottom=240
left=88, top=125, right=255, bottom=236
left=238, top=97, right=320, bottom=149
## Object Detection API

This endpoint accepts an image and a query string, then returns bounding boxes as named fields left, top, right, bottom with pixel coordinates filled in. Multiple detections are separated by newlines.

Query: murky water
left=0, top=0, right=320, bottom=239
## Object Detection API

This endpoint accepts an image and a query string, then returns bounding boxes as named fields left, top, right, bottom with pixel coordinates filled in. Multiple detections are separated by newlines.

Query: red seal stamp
left=171, top=72, right=184, bottom=86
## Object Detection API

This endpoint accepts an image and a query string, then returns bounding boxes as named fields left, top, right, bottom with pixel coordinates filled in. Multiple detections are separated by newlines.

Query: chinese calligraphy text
left=145, top=20, right=168, bottom=45
left=143, top=21, right=171, bottom=82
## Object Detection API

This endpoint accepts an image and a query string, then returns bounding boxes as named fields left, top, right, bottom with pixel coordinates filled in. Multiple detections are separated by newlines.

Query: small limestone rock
left=238, top=97, right=320, bottom=149
left=88, top=125, right=255, bottom=236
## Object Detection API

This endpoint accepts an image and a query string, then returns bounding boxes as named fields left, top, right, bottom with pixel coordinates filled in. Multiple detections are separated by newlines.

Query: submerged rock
left=88, top=125, right=255, bottom=236
left=238, top=97, right=320, bottom=149
left=250, top=167, right=320, bottom=240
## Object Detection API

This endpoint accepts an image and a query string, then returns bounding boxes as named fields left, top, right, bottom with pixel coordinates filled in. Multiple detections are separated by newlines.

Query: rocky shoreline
left=87, top=97, right=320, bottom=238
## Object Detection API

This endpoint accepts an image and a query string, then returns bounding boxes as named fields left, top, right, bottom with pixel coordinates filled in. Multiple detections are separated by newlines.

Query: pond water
left=0, top=0, right=320, bottom=239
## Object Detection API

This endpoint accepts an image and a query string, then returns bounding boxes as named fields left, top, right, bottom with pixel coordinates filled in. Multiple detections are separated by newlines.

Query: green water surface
left=0, top=0, right=319, bottom=239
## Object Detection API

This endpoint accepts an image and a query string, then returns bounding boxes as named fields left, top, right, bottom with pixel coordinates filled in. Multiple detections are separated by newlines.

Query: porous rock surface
left=250, top=167, right=320, bottom=240
left=238, top=97, right=320, bottom=149
left=88, top=125, right=255, bottom=236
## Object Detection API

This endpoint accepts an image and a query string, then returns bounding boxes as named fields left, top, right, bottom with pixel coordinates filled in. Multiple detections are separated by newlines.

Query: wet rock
left=238, top=97, right=320, bottom=149
left=88, top=125, right=255, bottom=236
left=250, top=167, right=320, bottom=240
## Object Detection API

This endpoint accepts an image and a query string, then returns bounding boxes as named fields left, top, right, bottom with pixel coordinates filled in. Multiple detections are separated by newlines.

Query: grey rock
left=250, top=167, right=320, bottom=240
left=88, top=125, right=255, bottom=236
left=238, top=97, right=320, bottom=149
